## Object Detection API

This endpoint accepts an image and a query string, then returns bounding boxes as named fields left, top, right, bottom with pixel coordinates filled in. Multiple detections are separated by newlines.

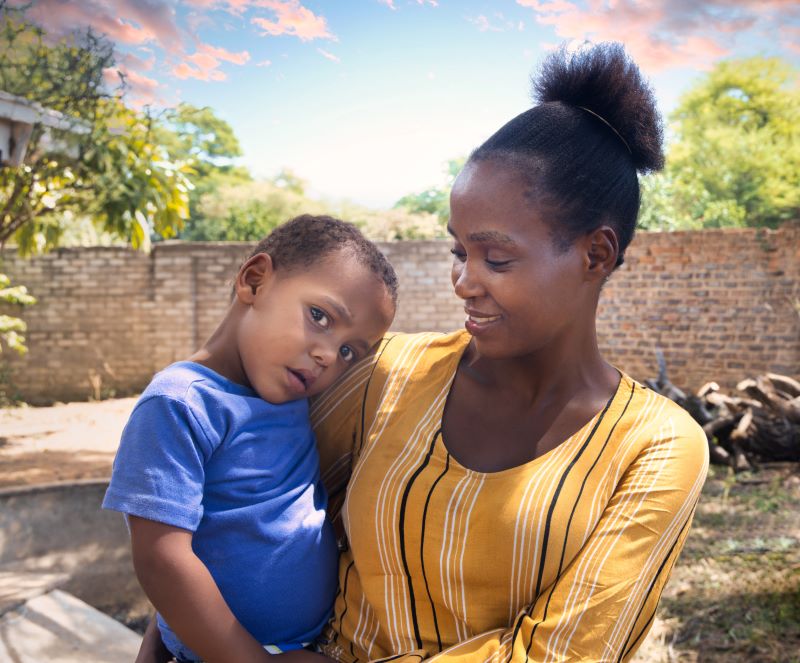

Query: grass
left=642, top=463, right=800, bottom=662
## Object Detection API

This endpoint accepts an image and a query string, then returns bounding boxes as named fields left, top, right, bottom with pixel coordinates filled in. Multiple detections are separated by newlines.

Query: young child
left=103, top=214, right=397, bottom=663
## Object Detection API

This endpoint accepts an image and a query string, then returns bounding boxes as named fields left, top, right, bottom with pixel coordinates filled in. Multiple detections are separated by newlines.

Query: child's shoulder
left=140, top=361, right=223, bottom=403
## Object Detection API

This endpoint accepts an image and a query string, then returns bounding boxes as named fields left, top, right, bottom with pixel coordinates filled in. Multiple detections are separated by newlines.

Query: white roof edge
left=0, top=90, right=90, bottom=134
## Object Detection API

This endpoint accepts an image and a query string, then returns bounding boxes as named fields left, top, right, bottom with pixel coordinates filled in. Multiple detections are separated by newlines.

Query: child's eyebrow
left=322, top=296, right=353, bottom=324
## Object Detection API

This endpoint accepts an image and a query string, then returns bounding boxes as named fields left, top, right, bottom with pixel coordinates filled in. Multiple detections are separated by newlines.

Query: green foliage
left=182, top=179, right=325, bottom=241
left=393, top=157, right=465, bottom=227
left=0, top=9, right=191, bottom=353
left=640, top=57, right=800, bottom=230
left=154, top=102, right=251, bottom=237
left=0, top=12, right=192, bottom=253
left=0, top=271, right=35, bottom=355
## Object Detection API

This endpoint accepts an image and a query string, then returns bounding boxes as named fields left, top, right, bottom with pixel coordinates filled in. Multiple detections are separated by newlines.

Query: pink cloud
left=171, top=44, right=249, bottom=81
left=103, top=65, right=161, bottom=106
left=251, top=1, right=336, bottom=41
left=198, top=43, right=251, bottom=65
left=516, top=0, right=797, bottom=72
left=12, top=0, right=183, bottom=52
left=781, top=26, right=800, bottom=55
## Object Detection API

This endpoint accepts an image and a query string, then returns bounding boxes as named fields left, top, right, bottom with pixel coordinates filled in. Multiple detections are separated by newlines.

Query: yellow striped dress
left=311, top=331, right=708, bottom=663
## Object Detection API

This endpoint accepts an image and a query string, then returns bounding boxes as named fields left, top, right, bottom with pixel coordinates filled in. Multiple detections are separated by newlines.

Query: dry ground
left=1, top=399, right=798, bottom=662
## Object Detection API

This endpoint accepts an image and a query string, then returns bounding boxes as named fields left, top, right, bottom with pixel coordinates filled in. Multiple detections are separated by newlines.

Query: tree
left=154, top=102, right=251, bottom=234
left=640, top=57, right=800, bottom=230
left=0, top=13, right=191, bottom=252
left=393, top=157, right=465, bottom=229
left=0, top=8, right=190, bottom=355
left=182, top=178, right=323, bottom=241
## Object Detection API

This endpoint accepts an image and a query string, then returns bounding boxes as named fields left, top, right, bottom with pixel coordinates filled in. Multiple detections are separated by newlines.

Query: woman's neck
left=463, top=322, right=617, bottom=410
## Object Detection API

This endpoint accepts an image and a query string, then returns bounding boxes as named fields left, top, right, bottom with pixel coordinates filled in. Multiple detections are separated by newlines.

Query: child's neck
left=188, top=311, right=250, bottom=389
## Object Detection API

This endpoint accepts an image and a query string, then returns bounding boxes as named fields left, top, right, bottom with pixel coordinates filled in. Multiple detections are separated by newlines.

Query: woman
left=139, top=42, right=707, bottom=663
left=310, top=42, right=707, bottom=663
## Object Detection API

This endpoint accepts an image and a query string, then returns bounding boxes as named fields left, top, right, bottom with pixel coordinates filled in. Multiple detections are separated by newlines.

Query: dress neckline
left=434, top=331, right=632, bottom=478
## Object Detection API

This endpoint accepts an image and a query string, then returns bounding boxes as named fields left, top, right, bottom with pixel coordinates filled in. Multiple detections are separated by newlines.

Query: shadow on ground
left=0, top=450, right=113, bottom=488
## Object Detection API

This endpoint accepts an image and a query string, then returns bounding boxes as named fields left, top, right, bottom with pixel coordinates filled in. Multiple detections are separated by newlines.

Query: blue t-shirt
left=102, top=362, right=338, bottom=659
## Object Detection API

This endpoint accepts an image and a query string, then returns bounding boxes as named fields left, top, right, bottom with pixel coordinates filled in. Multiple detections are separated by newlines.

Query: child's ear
left=235, top=253, right=274, bottom=304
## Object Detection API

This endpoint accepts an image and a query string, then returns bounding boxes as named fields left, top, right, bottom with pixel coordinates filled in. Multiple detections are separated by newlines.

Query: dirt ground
left=1, top=398, right=798, bottom=662
left=0, top=397, right=137, bottom=487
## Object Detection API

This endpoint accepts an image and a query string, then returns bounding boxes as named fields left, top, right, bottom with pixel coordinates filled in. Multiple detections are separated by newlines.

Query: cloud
left=468, top=15, right=502, bottom=32
left=103, top=64, right=162, bottom=106
left=256, top=59, right=273, bottom=67
left=378, top=0, right=397, bottom=9
left=171, top=44, right=250, bottom=81
left=250, top=1, right=336, bottom=41
left=516, top=0, right=800, bottom=72
left=467, top=12, right=523, bottom=32
left=317, top=48, right=340, bottom=63
left=11, top=0, right=183, bottom=52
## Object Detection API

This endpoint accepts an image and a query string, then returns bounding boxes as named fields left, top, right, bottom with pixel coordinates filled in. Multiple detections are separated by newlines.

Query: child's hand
left=135, top=615, right=174, bottom=663
left=271, top=651, right=337, bottom=663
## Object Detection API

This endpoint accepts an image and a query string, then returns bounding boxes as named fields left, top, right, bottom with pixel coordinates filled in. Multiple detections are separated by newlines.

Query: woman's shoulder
left=621, top=373, right=709, bottom=468
left=375, top=329, right=470, bottom=364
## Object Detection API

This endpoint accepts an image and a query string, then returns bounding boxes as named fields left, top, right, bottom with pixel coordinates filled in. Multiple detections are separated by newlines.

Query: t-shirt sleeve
left=102, top=394, right=217, bottom=531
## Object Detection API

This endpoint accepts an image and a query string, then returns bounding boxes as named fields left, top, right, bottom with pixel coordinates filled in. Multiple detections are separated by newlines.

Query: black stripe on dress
left=420, top=431, right=450, bottom=652
left=507, top=380, right=620, bottom=663
left=398, top=430, right=441, bottom=649
left=357, top=336, right=397, bottom=455
left=523, top=381, right=636, bottom=658
left=617, top=499, right=699, bottom=662
left=334, top=560, right=356, bottom=651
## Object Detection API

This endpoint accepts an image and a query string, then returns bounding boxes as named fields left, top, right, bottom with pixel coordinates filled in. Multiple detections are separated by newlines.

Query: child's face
left=236, top=249, right=395, bottom=403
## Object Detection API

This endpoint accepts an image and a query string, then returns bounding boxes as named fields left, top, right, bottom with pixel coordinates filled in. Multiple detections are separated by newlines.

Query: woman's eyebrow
left=447, top=225, right=516, bottom=245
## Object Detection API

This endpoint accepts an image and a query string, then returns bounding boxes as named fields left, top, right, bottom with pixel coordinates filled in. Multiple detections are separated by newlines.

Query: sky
left=10, top=0, right=800, bottom=208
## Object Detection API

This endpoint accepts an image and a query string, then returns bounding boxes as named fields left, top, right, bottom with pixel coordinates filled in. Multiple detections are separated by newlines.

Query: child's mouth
left=287, top=368, right=315, bottom=394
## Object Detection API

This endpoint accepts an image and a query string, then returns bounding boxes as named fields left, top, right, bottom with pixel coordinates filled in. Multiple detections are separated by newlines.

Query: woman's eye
left=486, top=259, right=512, bottom=269
left=310, top=306, right=330, bottom=328
left=450, top=248, right=466, bottom=262
left=339, top=345, right=355, bottom=362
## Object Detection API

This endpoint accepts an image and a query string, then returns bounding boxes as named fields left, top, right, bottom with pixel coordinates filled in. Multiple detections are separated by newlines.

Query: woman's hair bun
left=532, top=42, right=664, bottom=173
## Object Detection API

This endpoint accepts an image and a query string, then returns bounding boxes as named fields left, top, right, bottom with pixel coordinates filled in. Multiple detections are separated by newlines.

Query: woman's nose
left=452, top=260, right=484, bottom=300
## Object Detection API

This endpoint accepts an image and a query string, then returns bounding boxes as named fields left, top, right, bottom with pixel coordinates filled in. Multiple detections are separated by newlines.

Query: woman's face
left=448, top=159, right=595, bottom=360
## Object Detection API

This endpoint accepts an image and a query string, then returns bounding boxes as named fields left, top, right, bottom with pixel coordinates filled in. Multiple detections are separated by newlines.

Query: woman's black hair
left=469, top=42, right=664, bottom=267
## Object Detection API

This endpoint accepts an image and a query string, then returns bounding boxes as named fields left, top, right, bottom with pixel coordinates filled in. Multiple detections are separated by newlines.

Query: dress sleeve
left=422, top=418, right=709, bottom=663
left=101, top=395, right=218, bottom=531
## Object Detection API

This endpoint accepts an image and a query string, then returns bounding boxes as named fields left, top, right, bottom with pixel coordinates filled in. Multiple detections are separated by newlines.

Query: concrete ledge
left=0, top=589, right=141, bottom=662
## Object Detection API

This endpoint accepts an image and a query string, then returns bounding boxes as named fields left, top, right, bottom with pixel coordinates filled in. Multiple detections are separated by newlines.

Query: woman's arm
left=130, top=516, right=272, bottom=663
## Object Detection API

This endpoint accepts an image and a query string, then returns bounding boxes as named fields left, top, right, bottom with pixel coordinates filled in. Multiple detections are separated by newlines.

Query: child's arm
left=130, top=516, right=272, bottom=663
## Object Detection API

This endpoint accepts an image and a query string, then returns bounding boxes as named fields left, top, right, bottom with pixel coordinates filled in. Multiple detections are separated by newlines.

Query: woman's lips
left=464, top=310, right=502, bottom=335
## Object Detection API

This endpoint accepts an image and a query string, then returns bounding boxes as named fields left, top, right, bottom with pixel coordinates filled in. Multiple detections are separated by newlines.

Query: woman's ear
left=582, top=226, right=619, bottom=281
left=235, top=253, right=274, bottom=304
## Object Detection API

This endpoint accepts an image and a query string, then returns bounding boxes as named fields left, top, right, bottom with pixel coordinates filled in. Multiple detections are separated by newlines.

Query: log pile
left=645, top=350, right=800, bottom=471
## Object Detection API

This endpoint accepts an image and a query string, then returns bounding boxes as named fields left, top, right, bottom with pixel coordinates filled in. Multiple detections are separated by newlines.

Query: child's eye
left=310, top=306, right=330, bottom=328
left=450, top=248, right=466, bottom=262
left=339, top=345, right=355, bottom=362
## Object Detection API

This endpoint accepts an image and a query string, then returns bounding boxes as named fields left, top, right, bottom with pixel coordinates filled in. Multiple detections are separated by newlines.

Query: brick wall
left=1, top=225, right=797, bottom=403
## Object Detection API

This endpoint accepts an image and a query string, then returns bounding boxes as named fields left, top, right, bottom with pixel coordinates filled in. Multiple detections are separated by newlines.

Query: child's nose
left=311, top=343, right=337, bottom=367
